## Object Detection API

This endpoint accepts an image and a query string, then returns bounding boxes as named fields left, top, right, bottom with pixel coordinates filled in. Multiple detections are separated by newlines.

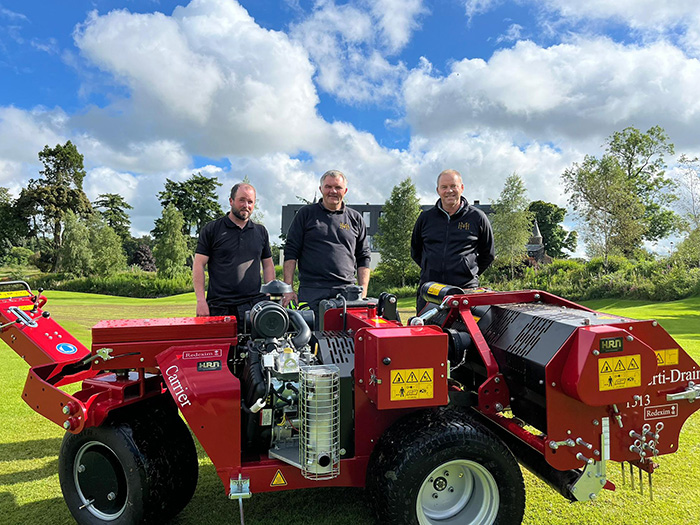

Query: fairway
left=2, top=292, right=700, bottom=524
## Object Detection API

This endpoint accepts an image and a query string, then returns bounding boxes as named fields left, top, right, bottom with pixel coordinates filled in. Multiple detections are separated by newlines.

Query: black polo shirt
left=195, top=214, right=272, bottom=308
left=284, top=200, right=371, bottom=289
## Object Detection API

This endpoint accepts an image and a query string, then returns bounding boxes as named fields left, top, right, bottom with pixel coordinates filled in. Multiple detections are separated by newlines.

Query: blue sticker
left=56, top=343, right=78, bottom=355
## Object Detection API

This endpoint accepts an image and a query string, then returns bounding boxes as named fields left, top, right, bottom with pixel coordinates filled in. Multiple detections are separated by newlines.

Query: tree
left=153, top=205, right=189, bottom=279
left=491, top=173, right=533, bottom=278
left=564, top=126, right=678, bottom=259
left=0, top=187, right=28, bottom=260
left=564, top=155, right=645, bottom=262
left=91, top=221, right=127, bottom=276
left=93, top=193, right=133, bottom=240
left=133, top=244, right=157, bottom=272
left=374, top=178, right=422, bottom=287
left=676, top=154, right=700, bottom=232
left=156, top=173, right=223, bottom=237
left=606, top=125, right=677, bottom=241
left=17, top=141, right=92, bottom=270
left=59, top=211, right=93, bottom=277
left=528, top=201, right=577, bottom=258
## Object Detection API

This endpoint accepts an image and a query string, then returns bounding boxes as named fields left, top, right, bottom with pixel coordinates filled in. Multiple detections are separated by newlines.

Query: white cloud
left=74, top=0, right=324, bottom=157
left=84, top=167, right=139, bottom=202
left=290, top=0, right=425, bottom=104
left=403, top=37, right=700, bottom=147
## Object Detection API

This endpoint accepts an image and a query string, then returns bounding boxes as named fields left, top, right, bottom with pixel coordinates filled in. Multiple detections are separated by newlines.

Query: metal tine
left=649, top=471, right=653, bottom=502
left=621, top=462, right=625, bottom=485
left=630, top=463, right=635, bottom=490
left=639, top=466, right=643, bottom=496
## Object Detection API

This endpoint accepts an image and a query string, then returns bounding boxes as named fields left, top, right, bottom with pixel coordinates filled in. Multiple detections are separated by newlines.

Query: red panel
left=355, top=326, right=448, bottom=410
left=0, top=296, right=89, bottom=367
left=241, top=457, right=368, bottom=492
left=156, top=344, right=242, bottom=491
left=92, top=315, right=236, bottom=344
left=561, top=325, right=657, bottom=406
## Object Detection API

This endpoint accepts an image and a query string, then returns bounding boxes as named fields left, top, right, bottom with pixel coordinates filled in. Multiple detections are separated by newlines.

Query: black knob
left=382, top=357, right=391, bottom=366
left=42, top=311, right=50, bottom=318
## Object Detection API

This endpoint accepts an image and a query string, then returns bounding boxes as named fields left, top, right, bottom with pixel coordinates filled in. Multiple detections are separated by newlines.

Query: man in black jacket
left=411, top=169, right=495, bottom=314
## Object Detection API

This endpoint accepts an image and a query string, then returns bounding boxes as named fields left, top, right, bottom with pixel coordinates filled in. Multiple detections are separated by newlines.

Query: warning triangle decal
left=271, top=470, right=287, bottom=487
left=614, top=360, right=626, bottom=371
left=406, top=372, right=419, bottom=383
left=420, top=371, right=432, bottom=382
left=627, top=358, right=639, bottom=370
left=393, top=373, right=405, bottom=384
left=656, top=352, right=664, bottom=364
left=600, top=362, right=613, bottom=373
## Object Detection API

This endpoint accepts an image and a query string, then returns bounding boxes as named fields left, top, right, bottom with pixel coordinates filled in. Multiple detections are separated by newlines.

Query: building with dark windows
left=280, top=201, right=493, bottom=268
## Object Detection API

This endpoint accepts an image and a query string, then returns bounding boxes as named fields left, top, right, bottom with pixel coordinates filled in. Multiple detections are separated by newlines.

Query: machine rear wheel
left=367, top=408, right=525, bottom=525
left=58, top=397, right=198, bottom=524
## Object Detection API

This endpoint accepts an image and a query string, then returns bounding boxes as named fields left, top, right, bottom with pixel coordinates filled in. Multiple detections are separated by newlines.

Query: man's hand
left=281, top=291, right=298, bottom=308
left=196, top=299, right=210, bottom=316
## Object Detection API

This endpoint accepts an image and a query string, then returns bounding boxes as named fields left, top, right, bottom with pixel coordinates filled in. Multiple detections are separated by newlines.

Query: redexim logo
left=56, top=343, right=78, bottom=355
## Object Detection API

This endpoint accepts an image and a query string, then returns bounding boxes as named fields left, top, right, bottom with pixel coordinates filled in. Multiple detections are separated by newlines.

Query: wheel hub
left=74, top=441, right=128, bottom=521
left=417, top=459, right=499, bottom=524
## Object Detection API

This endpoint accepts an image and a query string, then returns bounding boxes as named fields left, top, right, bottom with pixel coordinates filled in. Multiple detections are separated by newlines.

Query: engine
left=238, top=301, right=341, bottom=479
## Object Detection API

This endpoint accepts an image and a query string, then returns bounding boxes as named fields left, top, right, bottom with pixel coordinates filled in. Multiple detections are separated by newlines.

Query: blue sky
left=2, top=0, right=700, bottom=253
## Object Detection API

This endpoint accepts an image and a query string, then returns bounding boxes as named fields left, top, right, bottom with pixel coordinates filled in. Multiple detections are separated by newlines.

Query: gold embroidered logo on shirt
left=339, top=222, right=350, bottom=230
left=458, top=222, right=470, bottom=231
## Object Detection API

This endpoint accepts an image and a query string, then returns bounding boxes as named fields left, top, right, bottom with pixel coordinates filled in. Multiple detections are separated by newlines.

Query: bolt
left=462, top=300, right=469, bottom=305
left=107, top=492, right=116, bottom=501
left=62, top=406, right=71, bottom=415
left=626, top=335, right=633, bottom=342
left=592, top=419, right=599, bottom=426
left=452, top=300, right=459, bottom=307
left=551, top=382, right=556, bottom=387
left=389, top=297, right=396, bottom=303
left=652, top=321, right=658, bottom=327
left=534, top=293, right=540, bottom=300
left=495, top=403, right=504, bottom=411
left=593, top=350, right=599, bottom=356
left=63, top=420, right=71, bottom=429
left=494, top=377, right=500, bottom=383
left=358, top=336, right=363, bottom=342
left=589, top=493, right=597, bottom=501
left=140, top=357, right=144, bottom=362
left=78, top=464, right=85, bottom=473
left=358, top=379, right=363, bottom=384
left=600, top=479, right=606, bottom=485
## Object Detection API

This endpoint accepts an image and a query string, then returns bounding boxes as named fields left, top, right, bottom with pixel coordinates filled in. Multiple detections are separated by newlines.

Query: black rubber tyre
left=367, top=407, right=525, bottom=525
left=58, top=396, right=198, bottom=524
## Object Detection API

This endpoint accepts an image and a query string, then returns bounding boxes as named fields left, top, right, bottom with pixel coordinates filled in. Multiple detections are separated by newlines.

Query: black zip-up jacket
left=411, top=197, right=494, bottom=288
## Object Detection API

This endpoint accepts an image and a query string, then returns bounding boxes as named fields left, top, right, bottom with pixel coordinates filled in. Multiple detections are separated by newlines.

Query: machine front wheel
left=367, top=408, right=525, bottom=525
left=58, top=397, right=198, bottom=525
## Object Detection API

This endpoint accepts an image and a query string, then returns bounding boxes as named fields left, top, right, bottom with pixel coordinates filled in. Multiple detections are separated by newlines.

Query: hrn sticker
left=599, top=354, right=641, bottom=391
left=270, top=469, right=287, bottom=487
left=390, top=368, right=434, bottom=401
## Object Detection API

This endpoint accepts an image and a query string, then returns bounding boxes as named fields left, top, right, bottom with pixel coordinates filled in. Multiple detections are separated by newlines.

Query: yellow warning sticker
left=654, top=348, right=679, bottom=367
left=599, top=354, right=641, bottom=391
left=426, top=283, right=445, bottom=296
left=0, top=290, right=30, bottom=299
left=390, top=368, right=434, bottom=401
left=270, top=469, right=287, bottom=487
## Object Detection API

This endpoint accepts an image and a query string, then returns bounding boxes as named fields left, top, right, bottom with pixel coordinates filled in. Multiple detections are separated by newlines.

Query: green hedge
left=31, top=270, right=193, bottom=298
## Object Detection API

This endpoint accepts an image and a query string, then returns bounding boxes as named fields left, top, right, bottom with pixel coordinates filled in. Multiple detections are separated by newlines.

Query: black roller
left=420, top=281, right=465, bottom=305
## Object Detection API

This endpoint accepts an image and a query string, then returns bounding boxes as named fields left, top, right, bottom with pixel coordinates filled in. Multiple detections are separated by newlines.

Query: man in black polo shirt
left=281, top=170, right=371, bottom=315
left=193, top=182, right=275, bottom=325
left=411, top=169, right=495, bottom=314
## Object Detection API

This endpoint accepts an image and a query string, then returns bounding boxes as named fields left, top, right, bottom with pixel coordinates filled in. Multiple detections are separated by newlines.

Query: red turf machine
left=2, top=279, right=700, bottom=525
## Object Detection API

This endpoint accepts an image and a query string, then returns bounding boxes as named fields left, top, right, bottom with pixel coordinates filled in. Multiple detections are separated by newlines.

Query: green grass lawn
left=2, top=292, right=700, bottom=524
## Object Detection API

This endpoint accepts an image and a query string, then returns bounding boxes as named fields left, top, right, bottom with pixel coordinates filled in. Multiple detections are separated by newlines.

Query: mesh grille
left=300, top=365, right=340, bottom=480
left=317, top=331, right=354, bottom=365
left=507, top=317, right=555, bottom=356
